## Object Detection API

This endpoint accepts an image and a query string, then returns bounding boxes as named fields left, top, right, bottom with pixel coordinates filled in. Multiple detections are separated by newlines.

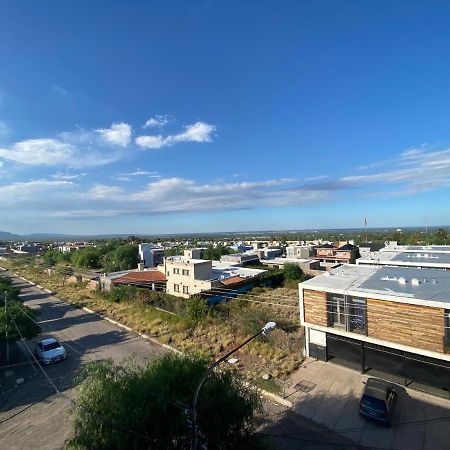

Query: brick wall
left=367, top=298, right=445, bottom=354
left=303, top=289, right=328, bottom=327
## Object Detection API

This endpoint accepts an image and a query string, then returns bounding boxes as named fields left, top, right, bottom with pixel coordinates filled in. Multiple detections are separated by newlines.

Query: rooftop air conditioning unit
left=398, top=277, right=406, bottom=285
left=411, top=278, right=419, bottom=286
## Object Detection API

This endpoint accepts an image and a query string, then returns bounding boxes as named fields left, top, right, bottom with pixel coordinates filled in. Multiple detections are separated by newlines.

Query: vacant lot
left=3, top=258, right=304, bottom=385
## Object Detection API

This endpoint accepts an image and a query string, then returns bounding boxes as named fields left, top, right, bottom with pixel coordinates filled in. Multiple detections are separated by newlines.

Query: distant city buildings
left=138, top=243, right=165, bottom=268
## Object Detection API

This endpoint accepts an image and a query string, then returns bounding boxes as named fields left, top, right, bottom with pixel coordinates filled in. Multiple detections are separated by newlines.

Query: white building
left=139, top=243, right=165, bottom=268
left=160, top=256, right=267, bottom=299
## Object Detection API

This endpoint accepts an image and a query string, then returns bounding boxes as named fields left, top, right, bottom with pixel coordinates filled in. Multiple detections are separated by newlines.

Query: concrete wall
left=165, top=259, right=212, bottom=298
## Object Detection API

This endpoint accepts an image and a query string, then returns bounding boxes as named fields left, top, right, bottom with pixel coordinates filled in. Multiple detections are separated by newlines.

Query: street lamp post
left=4, top=290, right=9, bottom=365
left=191, top=321, right=276, bottom=450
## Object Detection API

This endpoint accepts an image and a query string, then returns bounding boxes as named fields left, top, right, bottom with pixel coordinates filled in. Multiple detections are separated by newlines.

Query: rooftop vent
left=411, top=278, right=419, bottom=286
left=432, top=277, right=437, bottom=284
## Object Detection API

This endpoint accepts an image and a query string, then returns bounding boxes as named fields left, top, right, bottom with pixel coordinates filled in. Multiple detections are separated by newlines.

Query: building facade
left=139, top=243, right=165, bottom=268
left=299, top=264, right=450, bottom=393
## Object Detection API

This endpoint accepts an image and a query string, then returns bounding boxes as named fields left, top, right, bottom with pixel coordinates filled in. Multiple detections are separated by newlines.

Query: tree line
left=43, top=240, right=139, bottom=272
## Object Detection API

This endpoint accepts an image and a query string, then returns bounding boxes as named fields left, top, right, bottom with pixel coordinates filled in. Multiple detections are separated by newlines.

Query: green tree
left=103, top=244, right=139, bottom=272
left=0, top=275, right=21, bottom=299
left=72, top=247, right=101, bottom=269
left=283, top=263, right=304, bottom=281
left=0, top=277, right=40, bottom=355
left=203, top=244, right=231, bottom=261
left=69, top=354, right=262, bottom=450
left=435, top=228, right=449, bottom=244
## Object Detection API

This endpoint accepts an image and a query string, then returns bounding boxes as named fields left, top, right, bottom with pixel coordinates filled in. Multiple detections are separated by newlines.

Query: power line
left=5, top=309, right=186, bottom=444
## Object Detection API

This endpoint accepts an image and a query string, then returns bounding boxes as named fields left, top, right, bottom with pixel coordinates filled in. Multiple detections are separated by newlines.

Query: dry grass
left=4, top=259, right=304, bottom=381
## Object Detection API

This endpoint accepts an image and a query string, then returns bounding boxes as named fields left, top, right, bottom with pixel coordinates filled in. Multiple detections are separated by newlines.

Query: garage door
left=326, top=334, right=361, bottom=367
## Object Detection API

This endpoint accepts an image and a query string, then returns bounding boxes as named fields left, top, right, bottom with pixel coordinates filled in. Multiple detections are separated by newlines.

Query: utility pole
left=364, top=218, right=368, bottom=243
left=4, top=290, right=9, bottom=365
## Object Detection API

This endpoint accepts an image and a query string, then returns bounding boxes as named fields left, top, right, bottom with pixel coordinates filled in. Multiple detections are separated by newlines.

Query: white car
left=34, top=337, right=67, bottom=364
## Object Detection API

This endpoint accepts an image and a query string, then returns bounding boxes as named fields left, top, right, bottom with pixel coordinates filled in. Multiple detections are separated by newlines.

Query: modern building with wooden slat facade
left=299, top=264, right=450, bottom=394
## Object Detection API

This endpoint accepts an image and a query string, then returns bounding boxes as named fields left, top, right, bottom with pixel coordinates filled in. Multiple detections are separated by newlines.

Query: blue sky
left=1, top=1, right=450, bottom=234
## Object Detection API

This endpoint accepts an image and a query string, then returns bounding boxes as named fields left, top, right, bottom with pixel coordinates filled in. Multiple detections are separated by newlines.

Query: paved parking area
left=284, top=358, right=450, bottom=450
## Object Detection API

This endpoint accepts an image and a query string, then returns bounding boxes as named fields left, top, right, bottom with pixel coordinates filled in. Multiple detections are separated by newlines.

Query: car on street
left=359, top=378, right=397, bottom=425
left=34, top=337, right=67, bottom=364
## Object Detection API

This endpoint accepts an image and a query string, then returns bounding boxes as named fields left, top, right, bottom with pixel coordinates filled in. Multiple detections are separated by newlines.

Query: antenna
left=364, top=217, right=368, bottom=243
left=425, top=215, right=428, bottom=234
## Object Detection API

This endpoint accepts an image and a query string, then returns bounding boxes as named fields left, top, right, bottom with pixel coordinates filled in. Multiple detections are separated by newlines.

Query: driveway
left=0, top=271, right=165, bottom=449
left=284, top=358, right=450, bottom=450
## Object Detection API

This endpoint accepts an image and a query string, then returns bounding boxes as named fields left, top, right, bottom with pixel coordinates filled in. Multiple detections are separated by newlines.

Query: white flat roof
left=264, top=257, right=316, bottom=264
left=166, top=256, right=210, bottom=264
left=300, top=264, right=450, bottom=307
left=358, top=251, right=450, bottom=268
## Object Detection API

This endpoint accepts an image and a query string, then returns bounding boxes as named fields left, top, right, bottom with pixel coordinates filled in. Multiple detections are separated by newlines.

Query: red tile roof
left=220, top=275, right=245, bottom=286
left=113, top=271, right=167, bottom=285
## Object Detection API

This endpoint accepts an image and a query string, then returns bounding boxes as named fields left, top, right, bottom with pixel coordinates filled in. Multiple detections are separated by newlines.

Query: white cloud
left=0, top=139, right=75, bottom=165
left=170, top=122, right=215, bottom=143
left=0, top=123, right=132, bottom=168
left=0, top=179, right=74, bottom=205
left=135, top=134, right=166, bottom=149
left=119, top=170, right=159, bottom=176
left=143, top=115, right=170, bottom=128
left=96, top=122, right=132, bottom=147
left=51, top=172, right=87, bottom=180
left=136, top=121, right=216, bottom=149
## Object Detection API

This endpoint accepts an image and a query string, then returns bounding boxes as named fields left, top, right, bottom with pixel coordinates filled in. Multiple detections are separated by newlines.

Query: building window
left=445, top=310, right=450, bottom=348
left=173, top=268, right=180, bottom=274
left=182, top=269, right=190, bottom=276
left=183, top=286, right=189, bottom=294
left=348, top=297, right=367, bottom=335
left=329, top=294, right=346, bottom=329
left=327, top=294, right=367, bottom=335
left=174, top=284, right=180, bottom=292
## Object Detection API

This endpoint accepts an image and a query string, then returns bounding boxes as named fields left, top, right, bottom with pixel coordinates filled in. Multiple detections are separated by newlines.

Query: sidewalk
left=283, top=358, right=450, bottom=449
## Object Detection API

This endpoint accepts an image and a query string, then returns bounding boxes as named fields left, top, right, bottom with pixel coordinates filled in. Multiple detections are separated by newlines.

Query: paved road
left=0, top=270, right=165, bottom=450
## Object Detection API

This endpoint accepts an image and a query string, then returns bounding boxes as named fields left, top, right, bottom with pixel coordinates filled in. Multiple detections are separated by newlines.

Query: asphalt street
left=0, top=270, right=165, bottom=450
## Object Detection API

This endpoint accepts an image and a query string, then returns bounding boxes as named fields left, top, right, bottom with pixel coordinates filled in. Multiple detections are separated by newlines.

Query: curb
left=254, top=387, right=293, bottom=408
left=80, top=306, right=183, bottom=355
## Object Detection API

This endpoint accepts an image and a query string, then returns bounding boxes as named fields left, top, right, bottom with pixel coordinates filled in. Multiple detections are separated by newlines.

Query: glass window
left=348, top=297, right=367, bottom=335
left=182, top=269, right=190, bottom=276
left=174, top=284, right=180, bottom=292
left=183, top=286, right=189, bottom=294
left=327, top=294, right=367, bottom=335
left=328, top=294, right=346, bottom=329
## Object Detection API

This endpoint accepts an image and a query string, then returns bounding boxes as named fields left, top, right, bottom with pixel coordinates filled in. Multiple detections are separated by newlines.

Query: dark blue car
left=359, top=378, right=397, bottom=425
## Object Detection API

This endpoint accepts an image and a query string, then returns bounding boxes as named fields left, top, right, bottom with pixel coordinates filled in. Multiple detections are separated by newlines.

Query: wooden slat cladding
left=367, top=299, right=445, bottom=353
left=303, top=289, right=328, bottom=326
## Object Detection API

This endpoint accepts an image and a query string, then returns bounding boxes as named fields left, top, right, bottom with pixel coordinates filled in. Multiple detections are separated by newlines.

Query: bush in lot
left=69, top=353, right=263, bottom=450
left=283, top=263, right=305, bottom=281
left=186, top=296, right=208, bottom=321
left=107, top=285, right=138, bottom=303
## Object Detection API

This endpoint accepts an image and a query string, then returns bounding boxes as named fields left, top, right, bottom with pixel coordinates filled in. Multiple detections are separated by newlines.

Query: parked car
left=34, top=337, right=67, bottom=364
left=359, top=378, right=397, bottom=425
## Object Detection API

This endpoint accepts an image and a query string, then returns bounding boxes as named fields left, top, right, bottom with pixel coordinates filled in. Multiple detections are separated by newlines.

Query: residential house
left=299, top=264, right=450, bottom=393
